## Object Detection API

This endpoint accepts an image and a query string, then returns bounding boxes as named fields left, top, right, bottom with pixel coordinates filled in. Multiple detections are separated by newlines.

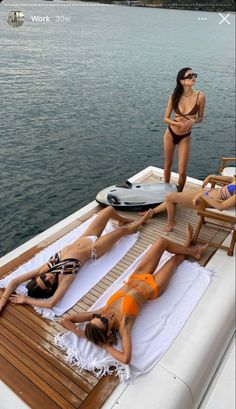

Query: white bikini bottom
left=84, top=235, right=98, bottom=260
left=85, top=235, right=98, bottom=243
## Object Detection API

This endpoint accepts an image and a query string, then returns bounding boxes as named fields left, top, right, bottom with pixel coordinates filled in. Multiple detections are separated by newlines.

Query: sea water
left=0, top=1, right=235, bottom=256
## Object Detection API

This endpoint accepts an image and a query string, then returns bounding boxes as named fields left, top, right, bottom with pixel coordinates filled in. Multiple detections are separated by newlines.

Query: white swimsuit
left=85, top=235, right=97, bottom=243
left=85, top=235, right=98, bottom=260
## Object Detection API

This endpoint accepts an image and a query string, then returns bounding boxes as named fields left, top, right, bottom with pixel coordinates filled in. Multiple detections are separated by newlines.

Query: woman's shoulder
left=195, top=90, right=205, bottom=100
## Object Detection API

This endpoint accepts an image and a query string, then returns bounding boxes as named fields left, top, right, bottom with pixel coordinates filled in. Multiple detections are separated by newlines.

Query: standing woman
left=163, top=67, right=205, bottom=191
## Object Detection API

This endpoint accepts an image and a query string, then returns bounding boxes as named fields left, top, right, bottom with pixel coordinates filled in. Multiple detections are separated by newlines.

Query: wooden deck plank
left=1, top=308, right=98, bottom=389
left=0, top=355, right=62, bottom=409
left=79, top=374, right=119, bottom=409
left=0, top=171, right=231, bottom=409
left=0, top=341, right=76, bottom=409
left=1, top=322, right=89, bottom=401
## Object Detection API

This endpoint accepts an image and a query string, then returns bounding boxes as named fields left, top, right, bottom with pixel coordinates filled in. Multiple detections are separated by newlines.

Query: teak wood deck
left=0, top=171, right=230, bottom=409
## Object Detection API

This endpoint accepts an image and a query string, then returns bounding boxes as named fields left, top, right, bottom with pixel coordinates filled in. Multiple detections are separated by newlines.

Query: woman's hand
left=202, top=175, right=214, bottom=188
left=180, top=118, right=195, bottom=132
left=9, top=294, right=27, bottom=304
left=175, top=118, right=188, bottom=129
left=192, top=191, right=204, bottom=207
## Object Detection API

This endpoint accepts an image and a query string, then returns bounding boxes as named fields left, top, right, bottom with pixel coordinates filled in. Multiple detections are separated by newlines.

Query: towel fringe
left=55, top=333, right=129, bottom=383
left=34, top=306, right=56, bottom=320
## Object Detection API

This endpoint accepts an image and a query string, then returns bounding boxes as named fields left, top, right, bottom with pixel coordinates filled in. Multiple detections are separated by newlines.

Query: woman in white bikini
left=0, top=206, right=152, bottom=314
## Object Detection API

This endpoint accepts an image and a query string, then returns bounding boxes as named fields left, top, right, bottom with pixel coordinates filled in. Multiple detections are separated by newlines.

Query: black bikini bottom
left=168, top=125, right=191, bottom=145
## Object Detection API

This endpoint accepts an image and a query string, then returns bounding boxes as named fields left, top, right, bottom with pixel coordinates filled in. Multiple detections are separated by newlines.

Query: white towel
left=0, top=216, right=139, bottom=320
left=55, top=248, right=212, bottom=383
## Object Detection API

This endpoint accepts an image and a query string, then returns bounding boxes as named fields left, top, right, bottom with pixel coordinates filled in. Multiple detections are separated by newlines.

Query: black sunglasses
left=92, top=313, right=109, bottom=328
left=39, top=273, right=51, bottom=289
left=182, top=73, right=197, bottom=80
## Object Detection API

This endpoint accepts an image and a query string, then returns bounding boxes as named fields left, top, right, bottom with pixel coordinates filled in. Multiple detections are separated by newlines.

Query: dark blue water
left=0, top=1, right=235, bottom=257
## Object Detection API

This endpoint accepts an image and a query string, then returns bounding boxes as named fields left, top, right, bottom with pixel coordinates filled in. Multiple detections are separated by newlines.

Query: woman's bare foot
left=116, top=215, right=134, bottom=226
left=164, top=222, right=176, bottom=232
left=138, top=210, right=148, bottom=216
left=138, top=207, right=154, bottom=217
left=124, top=209, right=153, bottom=234
left=110, top=213, right=135, bottom=227
left=140, top=209, right=153, bottom=224
left=193, top=243, right=209, bottom=261
left=184, top=224, right=193, bottom=247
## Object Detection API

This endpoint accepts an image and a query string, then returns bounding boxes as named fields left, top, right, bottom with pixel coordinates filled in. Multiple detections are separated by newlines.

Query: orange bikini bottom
left=126, top=273, right=158, bottom=300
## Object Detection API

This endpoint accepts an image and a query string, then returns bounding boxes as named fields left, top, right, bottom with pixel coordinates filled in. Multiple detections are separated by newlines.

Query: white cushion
left=222, top=167, right=236, bottom=177
left=207, top=207, right=236, bottom=218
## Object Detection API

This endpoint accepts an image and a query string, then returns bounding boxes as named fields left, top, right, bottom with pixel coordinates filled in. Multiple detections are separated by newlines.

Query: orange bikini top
left=106, top=273, right=158, bottom=317
left=106, top=291, right=139, bottom=316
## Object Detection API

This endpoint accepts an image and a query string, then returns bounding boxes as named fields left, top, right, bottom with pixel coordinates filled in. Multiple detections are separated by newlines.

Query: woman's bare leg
left=93, top=209, right=153, bottom=258
left=163, top=129, right=175, bottom=184
left=154, top=254, right=185, bottom=295
left=153, top=224, right=193, bottom=294
left=138, top=130, right=175, bottom=218
left=164, top=190, right=203, bottom=232
left=165, top=199, right=177, bottom=232
left=133, top=230, right=206, bottom=277
left=140, top=188, right=205, bottom=228
left=81, top=206, right=134, bottom=238
left=138, top=201, right=167, bottom=217
left=134, top=225, right=192, bottom=276
left=177, top=136, right=191, bottom=191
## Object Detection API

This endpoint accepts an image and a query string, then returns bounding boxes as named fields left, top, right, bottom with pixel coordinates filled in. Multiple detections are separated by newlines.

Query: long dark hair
left=26, top=273, right=58, bottom=299
left=85, top=322, right=118, bottom=346
left=172, top=67, right=192, bottom=111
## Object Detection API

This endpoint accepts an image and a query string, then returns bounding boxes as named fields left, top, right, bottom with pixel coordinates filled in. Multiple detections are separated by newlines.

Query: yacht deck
left=0, top=167, right=234, bottom=409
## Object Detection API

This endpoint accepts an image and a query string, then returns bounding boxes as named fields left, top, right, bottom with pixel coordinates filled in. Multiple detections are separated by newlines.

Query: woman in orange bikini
left=62, top=225, right=207, bottom=364
left=163, top=67, right=205, bottom=191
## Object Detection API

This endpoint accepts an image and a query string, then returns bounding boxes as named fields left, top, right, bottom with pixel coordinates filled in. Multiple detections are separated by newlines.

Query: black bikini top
left=48, top=258, right=82, bottom=275
left=175, top=92, right=200, bottom=117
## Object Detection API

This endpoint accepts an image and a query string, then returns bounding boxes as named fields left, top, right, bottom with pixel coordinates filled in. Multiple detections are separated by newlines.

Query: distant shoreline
left=65, top=0, right=236, bottom=12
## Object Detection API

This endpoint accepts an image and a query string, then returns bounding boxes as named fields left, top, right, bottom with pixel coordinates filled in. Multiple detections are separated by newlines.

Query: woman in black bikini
left=163, top=67, right=205, bottom=191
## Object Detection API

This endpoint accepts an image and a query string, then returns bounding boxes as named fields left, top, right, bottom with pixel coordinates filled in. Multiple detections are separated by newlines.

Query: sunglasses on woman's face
left=92, top=313, right=109, bottom=328
left=39, top=273, right=51, bottom=289
left=182, top=73, right=197, bottom=80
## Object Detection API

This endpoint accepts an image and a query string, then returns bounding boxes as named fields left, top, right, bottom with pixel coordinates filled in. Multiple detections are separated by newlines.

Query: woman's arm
left=61, top=307, right=106, bottom=338
left=0, top=264, right=49, bottom=314
left=163, top=96, right=183, bottom=128
left=202, top=174, right=234, bottom=187
left=202, top=194, right=236, bottom=211
left=103, top=326, right=132, bottom=365
left=192, top=190, right=206, bottom=207
left=9, top=274, right=78, bottom=309
left=193, top=92, right=205, bottom=124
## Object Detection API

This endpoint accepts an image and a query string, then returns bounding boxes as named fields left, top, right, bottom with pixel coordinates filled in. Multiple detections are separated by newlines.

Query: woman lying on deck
left=140, top=174, right=236, bottom=232
left=0, top=206, right=152, bottom=314
left=61, top=226, right=207, bottom=365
